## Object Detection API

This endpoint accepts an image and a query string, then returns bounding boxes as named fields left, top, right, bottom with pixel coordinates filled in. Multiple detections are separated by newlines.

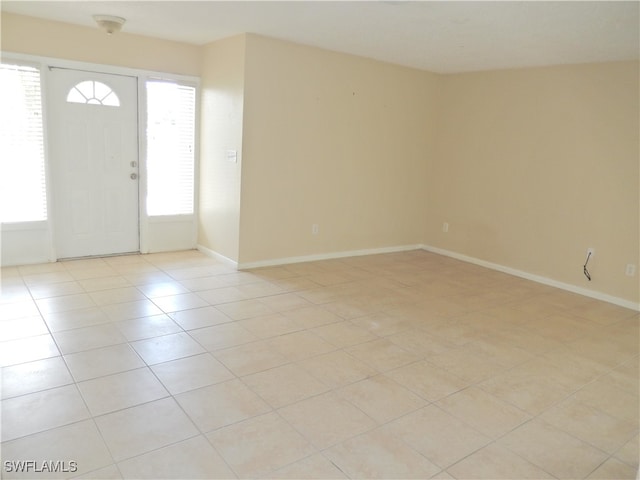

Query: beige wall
left=198, top=35, right=246, bottom=262
left=238, top=35, right=437, bottom=264
left=427, top=61, right=639, bottom=303
left=1, top=13, right=200, bottom=76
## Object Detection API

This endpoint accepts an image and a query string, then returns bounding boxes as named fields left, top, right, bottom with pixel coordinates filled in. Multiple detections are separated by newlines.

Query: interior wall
left=427, top=61, right=639, bottom=304
left=238, top=34, right=437, bottom=265
left=197, top=35, right=246, bottom=263
left=0, top=13, right=201, bottom=76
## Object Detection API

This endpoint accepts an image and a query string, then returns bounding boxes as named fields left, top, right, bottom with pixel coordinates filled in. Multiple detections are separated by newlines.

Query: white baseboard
left=196, top=241, right=638, bottom=311
left=422, top=244, right=640, bottom=312
left=196, top=244, right=238, bottom=268
left=236, top=244, right=425, bottom=270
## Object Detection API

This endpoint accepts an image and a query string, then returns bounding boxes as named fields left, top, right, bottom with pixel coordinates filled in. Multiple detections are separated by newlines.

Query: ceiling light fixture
left=93, top=15, right=126, bottom=35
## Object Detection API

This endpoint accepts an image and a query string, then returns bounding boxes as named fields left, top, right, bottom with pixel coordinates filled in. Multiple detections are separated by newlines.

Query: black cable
left=583, top=252, right=592, bottom=281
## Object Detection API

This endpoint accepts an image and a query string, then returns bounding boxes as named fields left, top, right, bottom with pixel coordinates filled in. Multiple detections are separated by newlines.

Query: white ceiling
left=2, top=1, right=639, bottom=73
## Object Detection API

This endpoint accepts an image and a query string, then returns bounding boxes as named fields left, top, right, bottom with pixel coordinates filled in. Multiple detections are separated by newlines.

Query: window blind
left=0, top=63, right=47, bottom=222
left=146, top=81, right=196, bottom=216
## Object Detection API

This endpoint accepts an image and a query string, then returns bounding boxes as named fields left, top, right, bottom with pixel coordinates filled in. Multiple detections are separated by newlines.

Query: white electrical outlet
left=625, top=264, right=636, bottom=277
left=442, top=222, right=449, bottom=233
left=312, top=224, right=319, bottom=235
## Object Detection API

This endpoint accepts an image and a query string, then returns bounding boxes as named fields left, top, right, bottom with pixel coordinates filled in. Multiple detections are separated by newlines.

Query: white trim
left=1, top=52, right=199, bottom=85
left=422, top=244, right=640, bottom=312
left=40, top=66, right=56, bottom=262
left=196, top=244, right=238, bottom=268
left=236, top=244, right=425, bottom=270
left=137, top=74, right=148, bottom=253
left=1, top=221, right=48, bottom=232
left=148, top=214, right=196, bottom=224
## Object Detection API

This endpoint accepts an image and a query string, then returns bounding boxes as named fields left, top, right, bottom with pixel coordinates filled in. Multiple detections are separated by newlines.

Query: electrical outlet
left=312, top=224, right=319, bottom=235
left=625, top=264, right=636, bottom=277
left=442, top=222, right=449, bottom=233
left=226, top=149, right=238, bottom=163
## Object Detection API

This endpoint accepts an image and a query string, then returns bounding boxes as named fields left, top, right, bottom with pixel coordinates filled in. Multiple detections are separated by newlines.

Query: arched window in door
left=66, top=80, right=120, bottom=106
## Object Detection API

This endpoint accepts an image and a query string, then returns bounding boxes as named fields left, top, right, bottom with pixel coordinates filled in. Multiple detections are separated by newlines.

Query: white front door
left=48, top=68, right=139, bottom=258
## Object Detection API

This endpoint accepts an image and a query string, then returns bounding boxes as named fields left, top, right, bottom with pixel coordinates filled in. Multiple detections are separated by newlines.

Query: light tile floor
left=1, top=249, right=638, bottom=479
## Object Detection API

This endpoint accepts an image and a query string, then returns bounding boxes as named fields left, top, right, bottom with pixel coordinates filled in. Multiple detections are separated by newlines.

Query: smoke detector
left=93, top=15, right=126, bottom=35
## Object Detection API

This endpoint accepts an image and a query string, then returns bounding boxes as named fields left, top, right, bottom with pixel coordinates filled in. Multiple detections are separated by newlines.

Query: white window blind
left=146, top=81, right=195, bottom=216
left=0, top=63, right=47, bottom=222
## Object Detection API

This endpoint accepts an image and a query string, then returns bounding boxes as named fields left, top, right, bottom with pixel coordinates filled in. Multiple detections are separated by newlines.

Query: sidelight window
left=145, top=80, right=196, bottom=216
left=0, top=63, right=47, bottom=222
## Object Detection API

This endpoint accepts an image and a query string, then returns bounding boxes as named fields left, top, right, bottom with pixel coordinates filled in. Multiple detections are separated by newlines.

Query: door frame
left=0, top=52, right=199, bottom=263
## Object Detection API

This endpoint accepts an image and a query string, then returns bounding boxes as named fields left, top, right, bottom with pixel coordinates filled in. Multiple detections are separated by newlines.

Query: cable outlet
left=442, top=222, right=449, bottom=233
left=586, top=247, right=595, bottom=258
left=312, top=224, right=319, bottom=235
left=625, top=264, right=636, bottom=277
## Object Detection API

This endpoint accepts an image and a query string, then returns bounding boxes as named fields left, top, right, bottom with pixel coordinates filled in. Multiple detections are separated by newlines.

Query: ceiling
left=2, top=1, right=639, bottom=73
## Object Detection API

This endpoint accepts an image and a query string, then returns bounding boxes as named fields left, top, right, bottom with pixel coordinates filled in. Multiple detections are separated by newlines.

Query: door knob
left=130, top=173, right=138, bottom=180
